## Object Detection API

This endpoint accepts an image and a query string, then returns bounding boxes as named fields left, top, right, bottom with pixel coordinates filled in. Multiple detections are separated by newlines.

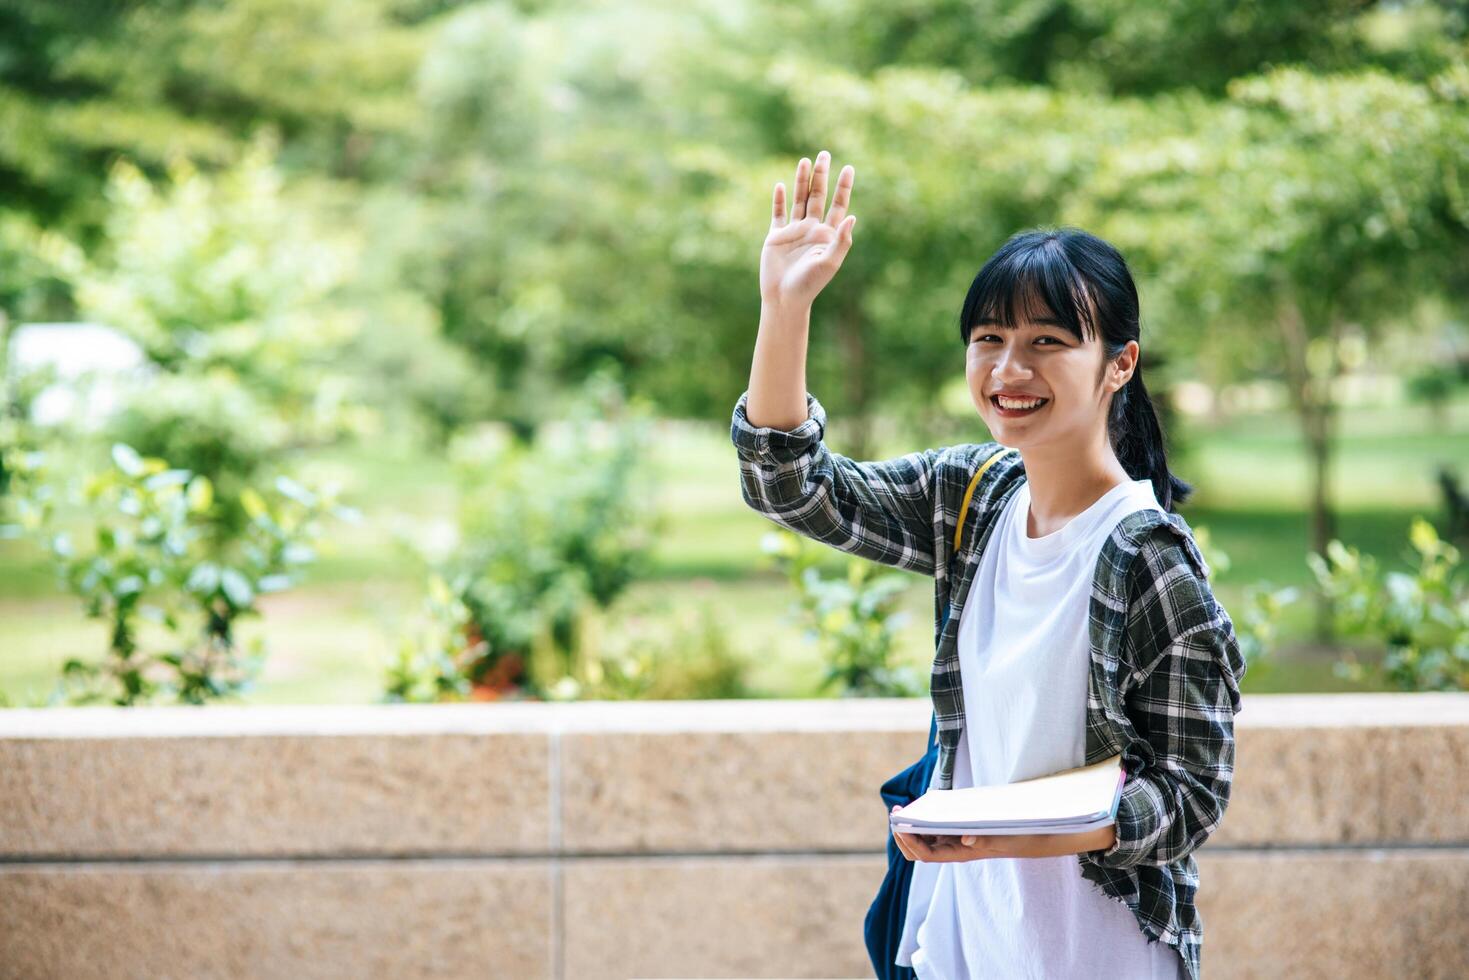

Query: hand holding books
left=889, top=754, right=1125, bottom=864
left=889, top=808, right=1119, bottom=863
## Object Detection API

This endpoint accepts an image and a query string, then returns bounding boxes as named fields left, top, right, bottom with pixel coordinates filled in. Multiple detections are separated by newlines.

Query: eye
left=970, top=334, right=1065, bottom=346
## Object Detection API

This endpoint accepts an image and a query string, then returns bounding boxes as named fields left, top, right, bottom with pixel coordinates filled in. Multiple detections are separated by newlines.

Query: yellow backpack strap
left=953, top=447, right=1017, bottom=554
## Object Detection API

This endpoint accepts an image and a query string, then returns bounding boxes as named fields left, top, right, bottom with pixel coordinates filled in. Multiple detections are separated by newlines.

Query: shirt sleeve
left=1084, top=528, right=1248, bottom=869
left=730, top=388, right=941, bottom=577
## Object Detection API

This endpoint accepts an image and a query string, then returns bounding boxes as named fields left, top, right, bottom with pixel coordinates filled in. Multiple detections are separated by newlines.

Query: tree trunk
left=1279, top=301, right=1341, bottom=643
left=835, top=304, right=874, bottom=459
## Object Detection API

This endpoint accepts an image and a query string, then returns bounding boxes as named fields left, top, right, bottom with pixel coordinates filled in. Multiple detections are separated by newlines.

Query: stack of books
left=890, top=753, right=1126, bottom=836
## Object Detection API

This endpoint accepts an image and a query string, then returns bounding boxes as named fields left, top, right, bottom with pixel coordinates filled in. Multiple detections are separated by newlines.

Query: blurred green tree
left=0, top=0, right=425, bottom=241
left=1073, top=65, right=1469, bottom=633
left=44, top=136, right=373, bottom=531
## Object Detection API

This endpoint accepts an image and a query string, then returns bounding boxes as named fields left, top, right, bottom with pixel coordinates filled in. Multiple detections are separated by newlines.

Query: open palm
left=760, top=150, right=857, bottom=309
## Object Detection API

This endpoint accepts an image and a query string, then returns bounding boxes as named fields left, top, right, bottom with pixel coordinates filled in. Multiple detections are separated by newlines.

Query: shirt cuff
left=730, top=389, right=827, bottom=462
left=1089, top=771, right=1160, bottom=867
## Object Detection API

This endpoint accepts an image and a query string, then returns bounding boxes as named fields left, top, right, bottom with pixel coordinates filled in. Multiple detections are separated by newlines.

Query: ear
left=1112, top=340, right=1140, bottom=391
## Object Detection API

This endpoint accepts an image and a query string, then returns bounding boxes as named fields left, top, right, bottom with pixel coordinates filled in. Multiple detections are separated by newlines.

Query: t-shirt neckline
left=1012, top=478, right=1155, bottom=558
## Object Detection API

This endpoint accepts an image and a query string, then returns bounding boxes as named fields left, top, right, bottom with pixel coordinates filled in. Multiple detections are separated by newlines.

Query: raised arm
left=733, top=150, right=940, bottom=576
left=732, top=389, right=941, bottom=575
left=1083, top=526, right=1249, bottom=869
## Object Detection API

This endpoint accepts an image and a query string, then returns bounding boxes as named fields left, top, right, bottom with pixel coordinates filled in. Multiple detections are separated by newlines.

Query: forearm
left=745, top=298, right=812, bottom=431
left=897, top=825, right=1118, bottom=863
left=997, top=825, right=1117, bottom=859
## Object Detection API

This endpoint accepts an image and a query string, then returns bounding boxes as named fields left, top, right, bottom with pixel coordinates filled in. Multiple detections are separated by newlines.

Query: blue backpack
left=862, top=709, right=939, bottom=978
left=862, top=448, right=1013, bottom=977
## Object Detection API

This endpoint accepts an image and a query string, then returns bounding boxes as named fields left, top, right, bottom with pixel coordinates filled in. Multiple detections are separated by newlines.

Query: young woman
left=730, top=151, right=1247, bottom=980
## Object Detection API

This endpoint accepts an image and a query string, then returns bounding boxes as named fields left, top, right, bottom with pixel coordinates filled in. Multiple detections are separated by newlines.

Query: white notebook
left=890, top=753, right=1125, bottom=837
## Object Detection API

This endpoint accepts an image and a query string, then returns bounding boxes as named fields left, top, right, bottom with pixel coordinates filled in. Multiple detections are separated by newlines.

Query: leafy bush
left=381, top=573, right=485, bottom=704
left=0, top=318, right=56, bottom=524
left=387, top=373, right=664, bottom=701
left=1308, top=516, right=1468, bottom=691
left=761, top=529, right=923, bottom=698
left=1190, top=523, right=1296, bottom=675
left=42, top=137, right=374, bottom=533
left=19, top=442, right=355, bottom=706
left=567, top=602, right=755, bottom=701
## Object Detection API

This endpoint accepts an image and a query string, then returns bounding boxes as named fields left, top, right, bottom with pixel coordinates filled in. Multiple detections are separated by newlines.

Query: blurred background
left=1, top=0, right=1466, bottom=709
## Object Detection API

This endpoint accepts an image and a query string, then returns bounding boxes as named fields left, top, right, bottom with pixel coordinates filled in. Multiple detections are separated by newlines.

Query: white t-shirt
left=896, top=475, right=1186, bottom=980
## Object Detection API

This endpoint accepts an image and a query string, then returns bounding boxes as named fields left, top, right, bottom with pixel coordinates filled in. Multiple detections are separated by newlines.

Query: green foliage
left=1404, top=362, right=1468, bottom=413
left=761, top=528, right=923, bottom=697
left=560, top=602, right=755, bottom=701
left=40, top=138, right=374, bottom=531
left=1307, top=516, right=1469, bottom=691
left=0, top=439, right=49, bottom=544
left=385, top=587, right=754, bottom=704
left=5, top=0, right=1468, bottom=447
left=3, top=0, right=1468, bottom=707
left=19, top=441, right=356, bottom=705
left=767, top=0, right=1459, bottom=96
left=0, top=0, right=426, bottom=236
left=389, top=373, right=665, bottom=701
left=398, top=0, right=696, bottom=436
left=0, top=215, right=71, bottom=320
left=381, top=573, right=484, bottom=703
left=56, top=139, right=366, bottom=425
left=0, top=316, right=59, bottom=536
left=1231, top=582, right=1302, bottom=677
left=63, top=144, right=361, bottom=382
left=1190, top=523, right=1296, bottom=675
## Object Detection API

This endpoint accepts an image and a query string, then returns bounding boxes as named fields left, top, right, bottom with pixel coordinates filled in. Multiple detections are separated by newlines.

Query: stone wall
left=1, top=694, right=1466, bottom=978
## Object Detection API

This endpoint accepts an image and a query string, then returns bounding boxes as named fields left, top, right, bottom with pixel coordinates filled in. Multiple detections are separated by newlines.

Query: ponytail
left=1109, top=369, right=1193, bottom=513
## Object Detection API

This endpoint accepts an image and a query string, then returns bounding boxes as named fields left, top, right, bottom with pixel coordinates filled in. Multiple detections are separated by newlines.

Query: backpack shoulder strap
left=952, top=446, right=1018, bottom=553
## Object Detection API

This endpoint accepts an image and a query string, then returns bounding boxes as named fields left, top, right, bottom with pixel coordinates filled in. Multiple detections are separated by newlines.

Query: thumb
left=961, top=835, right=977, bottom=846
left=827, top=215, right=856, bottom=264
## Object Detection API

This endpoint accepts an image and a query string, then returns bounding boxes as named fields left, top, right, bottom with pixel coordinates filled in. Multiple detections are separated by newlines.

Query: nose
left=990, top=344, right=1035, bottom=384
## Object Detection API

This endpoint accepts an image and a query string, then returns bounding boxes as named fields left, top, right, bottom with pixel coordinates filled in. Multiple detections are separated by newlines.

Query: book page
left=894, top=753, right=1123, bottom=825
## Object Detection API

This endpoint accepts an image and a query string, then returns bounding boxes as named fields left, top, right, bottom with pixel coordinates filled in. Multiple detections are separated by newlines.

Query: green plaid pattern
left=732, top=389, right=1248, bottom=980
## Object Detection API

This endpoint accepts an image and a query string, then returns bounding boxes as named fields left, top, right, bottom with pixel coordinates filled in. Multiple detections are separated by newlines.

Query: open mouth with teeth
left=991, top=395, right=1049, bottom=416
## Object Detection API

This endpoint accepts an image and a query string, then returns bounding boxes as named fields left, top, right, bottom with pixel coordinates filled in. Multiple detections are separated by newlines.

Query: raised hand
left=759, top=149, right=857, bottom=309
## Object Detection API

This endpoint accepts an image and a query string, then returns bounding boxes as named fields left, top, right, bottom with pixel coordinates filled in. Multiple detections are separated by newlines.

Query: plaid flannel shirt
left=731, top=389, right=1247, bottom=980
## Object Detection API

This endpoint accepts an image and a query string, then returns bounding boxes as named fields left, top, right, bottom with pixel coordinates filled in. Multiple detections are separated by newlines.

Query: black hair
left=957, top=226, right=1193, bottom=512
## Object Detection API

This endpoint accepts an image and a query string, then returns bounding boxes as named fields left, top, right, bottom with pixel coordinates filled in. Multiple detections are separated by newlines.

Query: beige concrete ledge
left=2, top=693, right=1467, bottom=978
left=0, top=859, right=552, bottom=979
left=1, top=693, right=1466, bottom=858
left=2, top=851, right=1465, bottom=979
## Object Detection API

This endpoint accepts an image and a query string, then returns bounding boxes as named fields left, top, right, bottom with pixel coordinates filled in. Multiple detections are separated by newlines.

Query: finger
left=891, top=807, right=910, bottom=859
left=791, top=156, right=811, bottom=220
left=771, top=181, right=786, bottom=228
left=825, top=164, right=854, bottom=228
left=824, top=214, right=856, bottom=265
left=807, top=150, right=830, bottom=222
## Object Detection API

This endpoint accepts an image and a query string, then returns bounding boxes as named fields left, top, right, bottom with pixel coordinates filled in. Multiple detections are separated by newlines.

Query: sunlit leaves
left=19, top=440, right=352, bottom=705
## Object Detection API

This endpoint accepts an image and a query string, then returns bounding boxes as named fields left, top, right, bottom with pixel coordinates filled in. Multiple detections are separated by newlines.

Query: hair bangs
left=959, top=236, right=1097, bottom=346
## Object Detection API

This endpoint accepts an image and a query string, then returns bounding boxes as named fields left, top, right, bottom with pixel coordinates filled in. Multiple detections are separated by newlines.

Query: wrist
left=759, top=295, right=811, bottom=323
left=1083, top=825, right=1119, bottom=857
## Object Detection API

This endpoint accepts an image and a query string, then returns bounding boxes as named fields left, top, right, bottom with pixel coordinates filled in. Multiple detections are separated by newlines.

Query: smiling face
left=965, top=298, right=1132, bottom=449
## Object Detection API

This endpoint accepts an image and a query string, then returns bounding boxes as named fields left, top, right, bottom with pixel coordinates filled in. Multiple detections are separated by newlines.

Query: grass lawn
left=2, top=392, right=1464, bottom=706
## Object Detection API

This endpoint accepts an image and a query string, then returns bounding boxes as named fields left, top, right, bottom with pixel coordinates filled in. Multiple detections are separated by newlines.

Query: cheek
left=965, top=349, right=986, bottom=383
left=966, top=360, right=986, bottom=398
